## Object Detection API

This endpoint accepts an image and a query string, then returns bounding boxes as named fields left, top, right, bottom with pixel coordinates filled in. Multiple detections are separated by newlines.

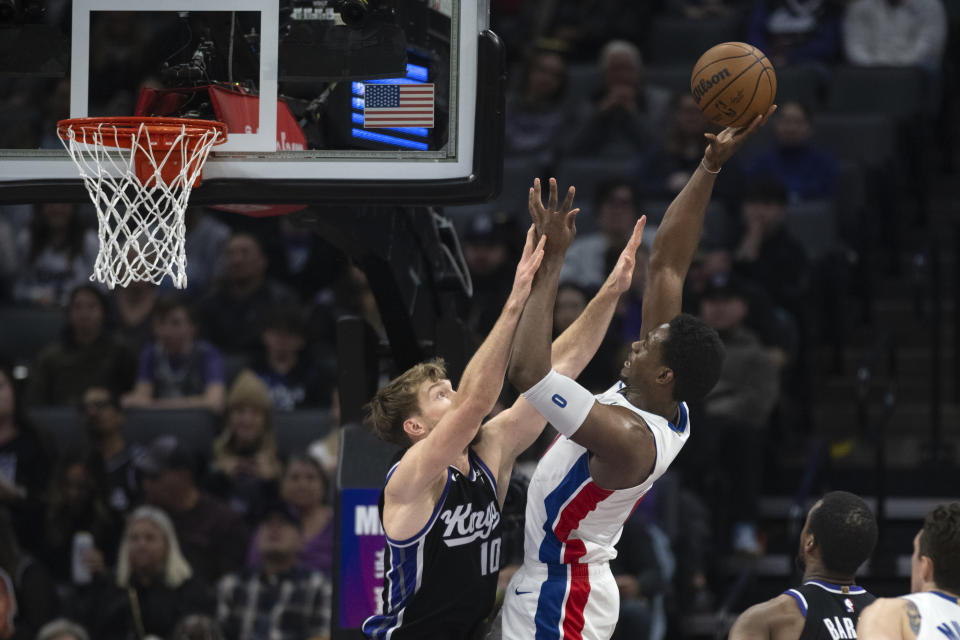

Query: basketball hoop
left=57, top=117, right=227, bottom=289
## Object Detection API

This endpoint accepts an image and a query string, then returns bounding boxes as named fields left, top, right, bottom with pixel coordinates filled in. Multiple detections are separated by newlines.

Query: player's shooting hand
left=605, top=217, right=647, bottom=295
left=528, top=177, right=578, bottom=261
left=702, top=104, right=777, bottom=171
left=509, top=225, right=547, bottom=304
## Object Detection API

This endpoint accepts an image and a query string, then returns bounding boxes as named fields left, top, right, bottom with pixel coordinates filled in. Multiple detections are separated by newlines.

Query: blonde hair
left=213, top=370, right=280, bottom=478
left=116, top=506, right=192, bottom=589
left=365, top=358, right=447, bottom=446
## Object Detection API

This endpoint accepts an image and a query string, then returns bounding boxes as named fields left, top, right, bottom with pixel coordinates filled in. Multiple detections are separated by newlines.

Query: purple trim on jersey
left=533, top=452, right=592, bottom=638
left=785, top=589, right=808, bottom=617
left=470, top=449, right=498, bottom=497
left=384, top=466, right=453, bottom=547
left=805, top=580, right=867, bottom=594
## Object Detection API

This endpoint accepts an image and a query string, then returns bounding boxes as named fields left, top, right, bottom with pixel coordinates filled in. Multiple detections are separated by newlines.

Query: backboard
left=0, top=0, right=504, bottom=206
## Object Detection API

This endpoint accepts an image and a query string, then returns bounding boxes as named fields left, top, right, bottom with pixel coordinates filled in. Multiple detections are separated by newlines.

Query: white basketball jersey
left=522, top=381, right=691, bottom=565
left=900, top=592, right=960, bottom=640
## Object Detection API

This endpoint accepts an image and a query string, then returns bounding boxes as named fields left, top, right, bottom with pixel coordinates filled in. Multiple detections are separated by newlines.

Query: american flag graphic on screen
left=363, top=84, right=435, bottom=128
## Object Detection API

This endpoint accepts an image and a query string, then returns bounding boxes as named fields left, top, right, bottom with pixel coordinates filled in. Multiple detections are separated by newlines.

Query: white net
left=58, top=120, right=224, bottom=289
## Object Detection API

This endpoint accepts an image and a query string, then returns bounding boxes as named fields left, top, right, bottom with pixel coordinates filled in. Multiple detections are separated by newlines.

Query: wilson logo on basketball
left=692, top=68, right=731, bottom=103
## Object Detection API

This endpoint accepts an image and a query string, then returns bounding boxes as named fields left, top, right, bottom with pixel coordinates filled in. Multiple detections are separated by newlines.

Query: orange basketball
left=690, top=42, right=777, bottom=128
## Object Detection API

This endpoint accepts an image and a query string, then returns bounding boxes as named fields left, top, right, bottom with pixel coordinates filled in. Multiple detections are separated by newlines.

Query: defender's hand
left=508, top=225, right=547, bottom=304
left=606, top=216, right=648, bottom=294
left=702, top=104, right=777, bottom=172
left=528, top=177, right=578, bottom=260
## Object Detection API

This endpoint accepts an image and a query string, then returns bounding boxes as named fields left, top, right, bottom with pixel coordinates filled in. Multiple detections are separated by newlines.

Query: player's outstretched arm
left=638, top=105, right=776, bottom=341
left=508, top=177, right=579, bottom=391
left=387, top=227, right=545, bottom=503
left=857, top=598, right=916, bottom=640
left=484, top=217, right=646, bottom=475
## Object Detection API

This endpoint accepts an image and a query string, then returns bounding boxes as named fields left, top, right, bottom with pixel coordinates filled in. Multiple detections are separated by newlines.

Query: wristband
left=700, top=159, right=721, bottom=174
left=522, top=370, right=595, bottom=438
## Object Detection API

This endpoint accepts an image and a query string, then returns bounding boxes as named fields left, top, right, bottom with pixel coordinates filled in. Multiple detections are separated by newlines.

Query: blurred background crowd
left=0, top=0, right=958, bottom=639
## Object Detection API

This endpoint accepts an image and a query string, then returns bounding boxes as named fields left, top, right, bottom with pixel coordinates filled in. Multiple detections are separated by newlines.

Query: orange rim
left=57, top=117, right=228, bottom=150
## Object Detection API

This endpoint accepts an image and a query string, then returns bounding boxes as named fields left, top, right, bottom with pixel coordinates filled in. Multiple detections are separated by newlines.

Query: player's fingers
left=532, top=178, right=542, bottom=213
left=547, top=178, right=558, bottom=212
left=566, top=208, right=579, bottom=228
left=522, top=224, right=536, bottom=256
left=560, top=185, right=576, bottom=213
left=703, top=132, right=718, bottom=144
left=628, top=216, right=646, bottom=249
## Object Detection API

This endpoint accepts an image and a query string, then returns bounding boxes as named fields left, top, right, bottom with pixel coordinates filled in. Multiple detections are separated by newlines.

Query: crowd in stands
left=0, top=0, right=955, bottom=638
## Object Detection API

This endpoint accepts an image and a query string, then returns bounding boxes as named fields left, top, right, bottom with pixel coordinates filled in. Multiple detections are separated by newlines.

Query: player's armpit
left=570, top=404, right=657, bottom=490
left=729, top=595, right=804, bottom=640
left=856, top=598, right=910, bottom=640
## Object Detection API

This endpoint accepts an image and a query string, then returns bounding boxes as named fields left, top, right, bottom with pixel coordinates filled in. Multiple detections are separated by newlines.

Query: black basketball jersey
left=784, top=580, right=877, bottom=640
left=362, top=448, right=502, bottom=640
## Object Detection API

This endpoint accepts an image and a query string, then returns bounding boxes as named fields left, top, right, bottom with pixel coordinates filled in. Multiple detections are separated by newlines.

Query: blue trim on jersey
left=470, top=449, right=498, bottom=497
left=805, top=580, right=866, bottom=594
left=538, top=452, right=591, bottom=565
left=930, top=590, right=960, bottom=605
left=534, top=563, right=569, bottom=640
left=385, top=468, right=453, bottom=547
left=669, top=402, right=689, bottom=434
left=785, top=589, right=808, bottom=617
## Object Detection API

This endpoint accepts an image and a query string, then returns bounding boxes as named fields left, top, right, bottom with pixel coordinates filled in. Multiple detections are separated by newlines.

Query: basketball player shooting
left=502, top=105, right=776, bottom=640
left=856, top=503, right=960, bottom=640
left=362, top=212, right=655, bottom=639
left=729, top=491, right=878, bottom=640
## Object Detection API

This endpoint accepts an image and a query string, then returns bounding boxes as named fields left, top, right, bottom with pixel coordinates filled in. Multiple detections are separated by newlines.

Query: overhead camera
left=333, top=0, right=369, bottom=27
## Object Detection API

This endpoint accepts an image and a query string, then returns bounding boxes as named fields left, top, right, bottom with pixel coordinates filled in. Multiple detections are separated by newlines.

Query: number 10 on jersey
left=480, top=538, right=501, bottom=576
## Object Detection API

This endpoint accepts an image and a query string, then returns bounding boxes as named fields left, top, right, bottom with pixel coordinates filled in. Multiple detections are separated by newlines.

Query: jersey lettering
left=438, top=502, right=500, bottom=546
left=823, top=616, right=857, bottom=639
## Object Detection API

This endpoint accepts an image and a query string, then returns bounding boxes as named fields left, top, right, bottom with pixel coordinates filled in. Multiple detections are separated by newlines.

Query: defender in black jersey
left=362, top=200, right=652, bottom=639
left=729, top=491, right=878, bottom=640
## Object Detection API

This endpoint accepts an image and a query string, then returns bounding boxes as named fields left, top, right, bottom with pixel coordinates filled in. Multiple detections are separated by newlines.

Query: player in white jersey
left=857, top=503, right=960, bottom=640
left=503, top=104, right=776, bottom=640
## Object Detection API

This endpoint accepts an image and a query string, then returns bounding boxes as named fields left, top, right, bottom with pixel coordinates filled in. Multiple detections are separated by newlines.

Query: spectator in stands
left=253, top=306, right=332, bottom=411
left=567, top=40, right=671, bottom=156
left=196, top=233, right=297, bottom=357
left=0, top=363, right=52, bottom=550
left=0, top=507, right=59, bottom=640
left=262, top=215, right=348, bottom=303
left=216, top=501, right=331, bottom=640
left=112, top=281, right=157, bottom=353
left=733, top=177, right=811, bottom=317
left=122, top=296, right=226, bottom=413
left=639, top=92, right=745, bottom=218
left=81, top=506, right=213, bottom=640
left=26, top=285, right=137, bottom=407
left=42, top=450, right=122, bottom=585
left=745, top=101, right=838, bottom=202
left=139, top=436, right=248, bottom=584
left=552, top=281, right=625, bottom=393
left=610, top=241, right=651, bottom=343
left=747, top=0, right=844, bottom=68
left=696, top=275, right=782, bottom=555
left=12, top=204, right=98, bottom=309
left=462, top=212, right=519, bottom=337
left=209, top=372, right=281, bottom=523
left=35, top=619, right=90, bottom=640
left=560, top=178, right=642, bottom=290
left=80, top=386, right=145, bottom=513
left=504, top=47, right=571, bottom=156
left=170, top=614, right=223, bottom=640
left=247, top=455, right=332, bottom=576
left=843, top=0, right=948, bottom=70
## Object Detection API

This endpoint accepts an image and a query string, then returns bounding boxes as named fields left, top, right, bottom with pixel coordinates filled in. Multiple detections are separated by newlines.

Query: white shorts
left=500, top=561, right=619, bottom=640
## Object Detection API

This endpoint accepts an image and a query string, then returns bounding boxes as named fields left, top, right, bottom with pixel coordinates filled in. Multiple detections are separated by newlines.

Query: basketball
left=690, top=42, right=777, bottom=128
